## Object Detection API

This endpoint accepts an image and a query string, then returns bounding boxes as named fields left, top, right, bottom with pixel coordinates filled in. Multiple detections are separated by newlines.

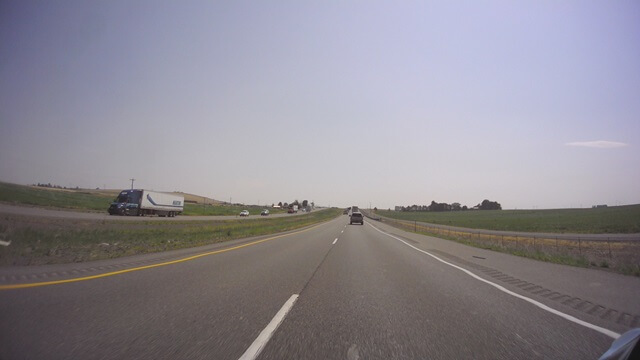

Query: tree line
left=276, top=200, right=312, bottom=209
left=33, top=183, right=79, bottom=190
left=397, top=199, right=501, bottom=212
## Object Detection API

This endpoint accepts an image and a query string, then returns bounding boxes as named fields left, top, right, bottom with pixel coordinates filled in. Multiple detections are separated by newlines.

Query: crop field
left=0, top=208, right=342, bottom=266
left=0, top=182, right=286, bottom=216
left=377, top=205, right=640, bottom=234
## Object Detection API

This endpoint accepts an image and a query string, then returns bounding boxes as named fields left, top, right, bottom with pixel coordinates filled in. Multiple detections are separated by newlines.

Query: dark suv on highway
left=350, top=211, right=364, bottom=225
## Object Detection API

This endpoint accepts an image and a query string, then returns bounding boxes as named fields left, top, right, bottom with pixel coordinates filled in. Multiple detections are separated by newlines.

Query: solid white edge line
left=333, top=238, right=338, bottom=245
left=366, top=222, right=621, bottom=340
left=238, top=294, right=299, bottom=360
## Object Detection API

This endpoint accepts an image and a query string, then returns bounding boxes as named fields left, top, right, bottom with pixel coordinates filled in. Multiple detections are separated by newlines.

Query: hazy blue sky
left=1, top=1, right=639, bottom=209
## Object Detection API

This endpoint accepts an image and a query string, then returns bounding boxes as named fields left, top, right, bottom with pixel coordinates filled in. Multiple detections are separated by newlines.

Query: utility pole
left=129, top=178, right=135, bottom=189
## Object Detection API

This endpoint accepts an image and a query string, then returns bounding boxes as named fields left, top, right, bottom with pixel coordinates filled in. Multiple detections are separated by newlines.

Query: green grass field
left=0, top=182, right=113, bottom=211
left=0, top=181, right=286, bottom=216
left=377, top=205, right=640, bottom=234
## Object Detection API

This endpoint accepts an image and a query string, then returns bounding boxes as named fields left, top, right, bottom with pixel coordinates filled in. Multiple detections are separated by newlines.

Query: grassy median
left=0, top=208, right=342, bottom=266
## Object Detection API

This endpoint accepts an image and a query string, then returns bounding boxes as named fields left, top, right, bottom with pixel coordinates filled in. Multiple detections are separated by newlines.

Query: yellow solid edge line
left=0, top=221, right=329, bottom=291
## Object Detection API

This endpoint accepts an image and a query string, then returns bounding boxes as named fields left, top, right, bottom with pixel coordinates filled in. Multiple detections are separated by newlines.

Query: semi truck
left=108, top=189, right=184, bottom=217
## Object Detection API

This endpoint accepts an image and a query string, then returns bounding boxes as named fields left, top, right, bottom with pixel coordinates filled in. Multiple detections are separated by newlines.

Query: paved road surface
left=0, top=203, right=309, bottom=221
left=1, top=215, right=638, bottom=359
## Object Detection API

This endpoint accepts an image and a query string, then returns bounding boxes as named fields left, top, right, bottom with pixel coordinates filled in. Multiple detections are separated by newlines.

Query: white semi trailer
left=108, top=189, right=184, bottom=217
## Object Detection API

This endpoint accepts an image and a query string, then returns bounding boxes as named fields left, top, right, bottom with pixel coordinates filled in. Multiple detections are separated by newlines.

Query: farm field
left=377, top=205, right=640, bottom=234
left=0, top=182, right=113, bottom=212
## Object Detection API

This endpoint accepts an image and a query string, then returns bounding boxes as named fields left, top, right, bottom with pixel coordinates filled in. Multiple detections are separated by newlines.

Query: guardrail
left=361, top=210, right=640, bottom=272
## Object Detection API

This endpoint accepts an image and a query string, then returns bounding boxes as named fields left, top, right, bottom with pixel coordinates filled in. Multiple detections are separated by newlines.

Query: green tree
left=478, top=199, right=502, bottom=210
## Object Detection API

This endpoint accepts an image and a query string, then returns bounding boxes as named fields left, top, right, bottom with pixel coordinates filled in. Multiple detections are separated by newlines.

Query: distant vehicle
left=261, top=209, right=269, bottom=216
left=293, top=205, right=299, bottom=212
left=108, top=189, right=183, bottom=217
left=348, top=206, right=359, bottom=216
left=350, top=211, right=364, bottom=225
left=287, top=208, right=295, bottom=214
left=343, top=208, right=349, bottom=215
left=239, top=210, right=249, bottom=216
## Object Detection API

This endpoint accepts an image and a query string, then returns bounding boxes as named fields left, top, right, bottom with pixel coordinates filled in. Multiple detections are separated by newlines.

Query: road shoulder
left=367, top=220, right=640, bottom=334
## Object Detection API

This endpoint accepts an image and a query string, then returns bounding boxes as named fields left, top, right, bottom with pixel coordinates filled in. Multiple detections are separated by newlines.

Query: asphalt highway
left=1, top=215, right=638, bottom=359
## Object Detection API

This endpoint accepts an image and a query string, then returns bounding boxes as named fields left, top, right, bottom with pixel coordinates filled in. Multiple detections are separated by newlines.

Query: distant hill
left=0, top=182, right=223, bottom=206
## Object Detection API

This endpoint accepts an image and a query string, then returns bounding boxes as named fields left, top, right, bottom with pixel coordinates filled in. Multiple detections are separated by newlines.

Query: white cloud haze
left=565, top=141, right=629, bottom=148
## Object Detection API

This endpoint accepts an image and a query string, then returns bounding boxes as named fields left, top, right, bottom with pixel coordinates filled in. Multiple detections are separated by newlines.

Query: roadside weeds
left=379, top=220, right=640, bottom=277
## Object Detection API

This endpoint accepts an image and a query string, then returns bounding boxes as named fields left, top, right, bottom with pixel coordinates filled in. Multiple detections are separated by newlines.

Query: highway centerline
left=367, top=222, right=621, bottom=340
left=238, top=294, right=299, bottom=360
left=333, top=238, right=338, bottom=245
